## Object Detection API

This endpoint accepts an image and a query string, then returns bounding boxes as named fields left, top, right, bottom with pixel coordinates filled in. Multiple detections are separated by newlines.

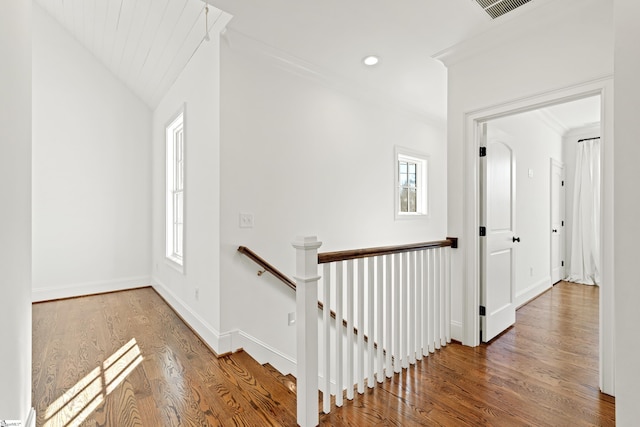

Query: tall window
left=166, top=108, right=185, bottom=269
left=395, top=147, right=428, bottom=219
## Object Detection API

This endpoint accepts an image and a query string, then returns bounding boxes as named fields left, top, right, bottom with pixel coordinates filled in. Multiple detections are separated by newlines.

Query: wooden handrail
left=237, top=245, right=369, bottom=344
left=238, top=246, right=297, bottom=291
left=318, top=237, right=458, bottom=264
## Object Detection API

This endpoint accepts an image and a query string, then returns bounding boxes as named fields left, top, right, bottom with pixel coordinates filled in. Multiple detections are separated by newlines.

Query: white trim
left=232, top=330, right=297, bottom=377
left=222, top=28, right=445, bottom=127
left=32, top=276, right=151, bottom=302
left=462, top=76, right=614, bottom=395
left=151, top=277, right=233, bottom=354
left=433, top=0, right=583, bottom=67
left=165, top=104, right=186, bottom=274
left=450, top=320, right=463, bottom=342
left=151, top=277, right=297, bottom=377
left=515, top=276, right=552, bottom=308
left=25, top=408, right=36, bottom=427
left=394, top=146, right=429, bottom=220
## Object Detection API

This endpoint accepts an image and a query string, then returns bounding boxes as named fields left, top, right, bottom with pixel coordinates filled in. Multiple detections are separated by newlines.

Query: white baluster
left=367, top=257, right=375, bottom=388
left=401, top=252, right=409, bottom=369
left=445, top=247, right=451, bottom=344
left=428, top=249, right=435, bottom=354
left=346, top=260, right=355, bottom=400
left=335, top=261, right=344, bottom=407
left=377, top=255, right=385, bottom=383
left=416, top=250, right=423, bottom=360
left=393, top=253, right=401, bottom=373
left=422, top=250, right=429, bottom=358
left=440, top=248, right=447, bottom=346
left=434, top=248, right=441, bottom=350
left=322, top=263, right=331, bottom=414
left=357, top=258, right=365, bottom=394
left=385, top=255, right=393, bottom=378
left=292, top=236, right=322, bottom=427
left=409, top=251, right=416, bottom=365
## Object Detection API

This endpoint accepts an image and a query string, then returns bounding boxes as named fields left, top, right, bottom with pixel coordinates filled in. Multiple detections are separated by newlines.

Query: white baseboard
left=25, top=408, right=36, bottom=427
left=151, top=277, right=237, bottom=356
left=32, top=275, right=151, bottom=302
left=450, top=320, right=463, bottom=342
left=516, top=276, right=552, bottom=308
left=231, top=330, right=297, bottom=377
left=152, top=277, right=297, bottom=377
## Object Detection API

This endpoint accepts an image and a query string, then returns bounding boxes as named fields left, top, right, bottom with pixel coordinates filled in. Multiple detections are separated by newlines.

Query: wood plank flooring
left=33, top=281, right=614, bottom=426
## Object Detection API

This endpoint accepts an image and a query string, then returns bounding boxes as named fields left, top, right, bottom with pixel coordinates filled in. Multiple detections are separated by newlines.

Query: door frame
left=461, top=76, right=614, bottom=395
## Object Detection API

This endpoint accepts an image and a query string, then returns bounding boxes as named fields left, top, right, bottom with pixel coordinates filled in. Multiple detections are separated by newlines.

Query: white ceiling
left=539, top=96, right=601, bottom=132
left=35, top=0, right=557, bottom=117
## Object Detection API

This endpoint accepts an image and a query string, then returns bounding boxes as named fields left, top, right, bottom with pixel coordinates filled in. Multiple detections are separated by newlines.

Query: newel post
left=292, top=235, right=322, bottom=427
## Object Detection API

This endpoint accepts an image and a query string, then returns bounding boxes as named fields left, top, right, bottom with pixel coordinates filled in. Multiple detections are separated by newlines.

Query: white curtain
left=567, top=138, right=601, bottom=285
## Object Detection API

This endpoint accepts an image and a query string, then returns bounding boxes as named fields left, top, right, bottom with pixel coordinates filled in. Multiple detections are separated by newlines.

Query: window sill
left=395, top=212, right=428, bottom=221
left=165, top=256, right=185, bottom=274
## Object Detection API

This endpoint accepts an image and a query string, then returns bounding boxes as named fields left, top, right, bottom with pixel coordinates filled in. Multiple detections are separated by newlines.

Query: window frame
left=394, top=146, right=429, bottom=220
left=165, top=105, right=186, bottom=272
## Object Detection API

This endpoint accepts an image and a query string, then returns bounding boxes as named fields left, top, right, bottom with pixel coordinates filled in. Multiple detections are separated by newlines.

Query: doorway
left=462, top=78, right=614, bottom=394
left=479, top=95, right=601, bottom=343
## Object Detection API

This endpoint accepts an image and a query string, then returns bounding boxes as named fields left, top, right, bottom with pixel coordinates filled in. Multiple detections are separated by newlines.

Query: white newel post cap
left=292, top=235, right=323, bottom=250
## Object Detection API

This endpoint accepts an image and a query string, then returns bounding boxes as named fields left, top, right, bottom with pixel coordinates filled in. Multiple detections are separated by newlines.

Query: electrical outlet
left=288, top=312, right=296, bottom=326
left=528, top=168, right=534, bottom=178
left=195, top=288, right=200, bottom=301
left=239, top=213, right=254, bottom=228
left=530, top=267, right=534, bottom=276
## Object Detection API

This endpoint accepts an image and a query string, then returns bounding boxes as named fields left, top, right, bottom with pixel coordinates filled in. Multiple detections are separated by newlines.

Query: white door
left=550, top=159, right=565, bottom=284
left=480, top=126, right=518, bottom=342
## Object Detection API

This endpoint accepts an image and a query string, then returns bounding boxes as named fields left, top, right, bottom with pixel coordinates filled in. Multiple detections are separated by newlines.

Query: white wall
left=562, top=125, right=600, bottom=271
left=614, top=0, right=640, bottom=423
left=488, top=113, right=563, bottom=306
left=0, top=0, right=33, bottom=423
left=32, top=5, right=152, bottom=301
left=219, top=38, right=448, bottom=373
left=151, top=15, right=231, bottom=351
left=442, top=0, right=615, bottom=393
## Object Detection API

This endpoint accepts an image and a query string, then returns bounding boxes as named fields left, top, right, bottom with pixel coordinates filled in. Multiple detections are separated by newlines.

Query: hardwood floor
left=33, top=281, right=614, bottom=426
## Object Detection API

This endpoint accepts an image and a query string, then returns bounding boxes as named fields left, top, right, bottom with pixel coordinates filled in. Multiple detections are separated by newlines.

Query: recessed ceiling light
left=363, top=55, right=379, bottom=66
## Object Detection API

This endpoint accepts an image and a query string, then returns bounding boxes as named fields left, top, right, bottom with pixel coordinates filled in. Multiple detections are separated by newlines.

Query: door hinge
left=562, top=220, right=564, bottom=226
left=480, top=306, right=486, bottom=316
left=562, top=261, right=565, bottom=267
left=479, top=146, right=487, bottom=157
left=562, top=180, right=565, bottom=186
left=479, top=226, right=486, bottom=236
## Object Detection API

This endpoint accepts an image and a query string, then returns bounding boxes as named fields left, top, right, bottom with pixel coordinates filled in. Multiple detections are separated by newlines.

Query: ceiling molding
left=533, top=109, right=568, bottom=136
left=222, top=28, right=446, bottom=128
left=433, top=0, right=586, bottom=67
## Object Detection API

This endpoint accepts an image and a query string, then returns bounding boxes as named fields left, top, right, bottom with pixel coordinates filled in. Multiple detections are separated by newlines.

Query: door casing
left=460, top=77, right=614, bottom=395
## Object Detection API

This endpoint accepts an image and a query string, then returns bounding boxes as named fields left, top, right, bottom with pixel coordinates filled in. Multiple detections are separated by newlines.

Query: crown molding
left=433, top=0, right=595, bottom=68
left=222, top=28, right=445, bottom=127
left=533, top=109, right=569, bottom=136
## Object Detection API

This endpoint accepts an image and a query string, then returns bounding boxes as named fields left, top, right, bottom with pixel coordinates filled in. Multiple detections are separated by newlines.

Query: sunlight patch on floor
left=44, top=338, right=143, bottom=427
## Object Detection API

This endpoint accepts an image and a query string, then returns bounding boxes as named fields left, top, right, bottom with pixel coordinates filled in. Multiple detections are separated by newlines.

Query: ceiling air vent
left=475, top=0, right=532, bottom=19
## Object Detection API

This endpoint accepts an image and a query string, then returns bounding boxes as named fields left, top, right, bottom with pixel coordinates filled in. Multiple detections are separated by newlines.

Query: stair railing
left=293, top=236, right=457, bottom=427
left=238, top=237, right=458, bottom=427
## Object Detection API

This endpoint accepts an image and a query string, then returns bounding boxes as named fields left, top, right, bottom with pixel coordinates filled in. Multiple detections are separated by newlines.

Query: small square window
left=395, top=147, right=428, bottom=219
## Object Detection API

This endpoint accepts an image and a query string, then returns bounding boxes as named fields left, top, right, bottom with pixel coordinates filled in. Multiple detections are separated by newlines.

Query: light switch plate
left=239, top=213, right=254, bottom=228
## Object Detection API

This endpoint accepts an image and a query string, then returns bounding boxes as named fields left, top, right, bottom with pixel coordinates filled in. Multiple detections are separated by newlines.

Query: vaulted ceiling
left=35, top=0, right=561, bottom=119
left=35, top=0, right=227, bottom=109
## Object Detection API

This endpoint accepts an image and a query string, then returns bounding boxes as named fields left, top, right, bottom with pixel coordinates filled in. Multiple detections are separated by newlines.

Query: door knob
left=552, top=229, right=558, bottom=233
left=512, top=237, right=521, bottom=243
